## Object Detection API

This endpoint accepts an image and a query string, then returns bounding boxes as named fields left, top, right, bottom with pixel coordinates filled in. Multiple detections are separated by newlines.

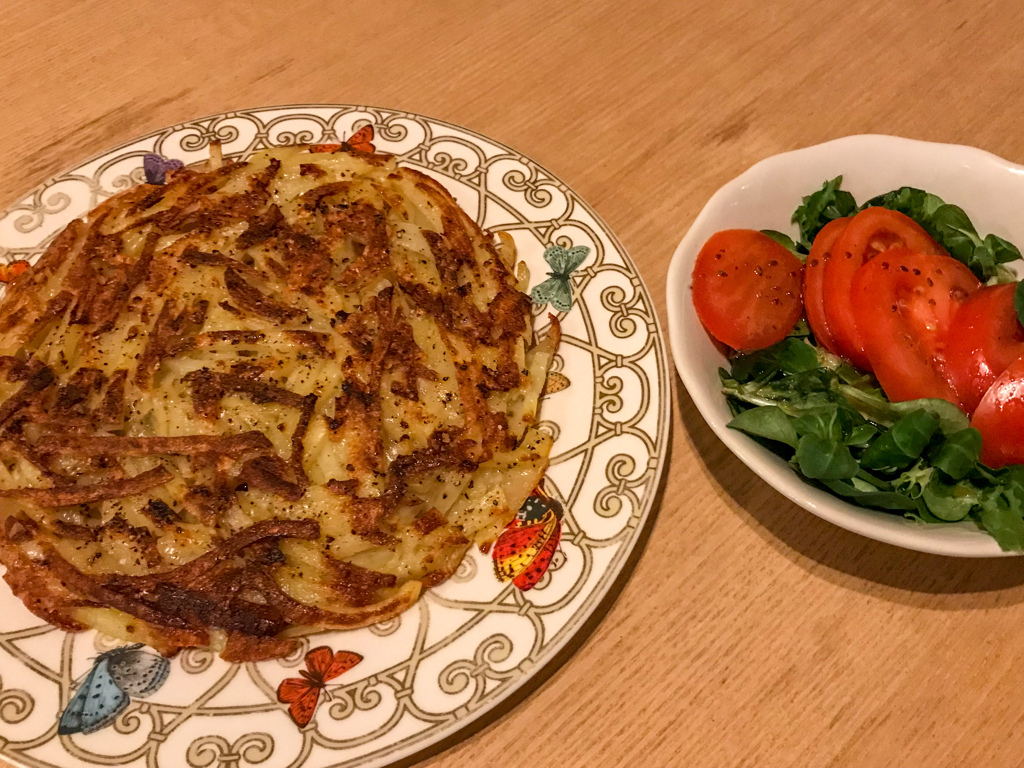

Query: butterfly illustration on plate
left=529, top=244, right=590, bottom=313
left=142, top=153, right=184, bottom=185
left=0, top=260, right=30, bottom=283
left=57, top=643, right=170, bottom=736
left=310, top=125, right=376, bottom=155
left=277, top=646, right=363, bottom=728
left=542, top=370, right=571, bottom=396
left=492, top=481, right=564, bottom=591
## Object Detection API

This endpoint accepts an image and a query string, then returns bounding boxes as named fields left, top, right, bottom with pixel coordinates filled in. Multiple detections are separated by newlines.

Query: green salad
left=717, top=179, right=1024, bottom=551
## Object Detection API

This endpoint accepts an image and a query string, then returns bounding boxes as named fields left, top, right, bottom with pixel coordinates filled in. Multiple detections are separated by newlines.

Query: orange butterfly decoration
left=0, top=261, right=30, bottom=283
left=276, top=646, right=363, bottom=727
left=492, top=482, right=563, bottom=591
left=310, top=125, right=376, bottom=155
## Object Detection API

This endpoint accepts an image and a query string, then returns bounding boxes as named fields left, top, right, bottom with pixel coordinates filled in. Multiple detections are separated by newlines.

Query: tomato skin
left=803, top=217, right=850, bottom=355
left=691, top=229, right=804, bottom=351
left=945, top=283, right=1024, bottom=414
left=850, top=248, right=980, bottom=407
left=972, top=355, right=1024, bottom=467
left=823, top=208, right=947, bottom=370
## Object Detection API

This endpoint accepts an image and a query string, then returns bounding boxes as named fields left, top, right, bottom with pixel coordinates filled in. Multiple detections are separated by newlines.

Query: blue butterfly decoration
left=529, top=245, right=590, bottom=312
left=143, top=153, right=184, bottom=185
left=58, top=643, right=170, bottom=736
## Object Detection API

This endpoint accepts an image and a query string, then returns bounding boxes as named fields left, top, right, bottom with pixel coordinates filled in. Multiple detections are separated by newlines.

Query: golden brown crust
left=0, top=145, right=552, bottom=660
left=0, top=466, right=173, bottom=506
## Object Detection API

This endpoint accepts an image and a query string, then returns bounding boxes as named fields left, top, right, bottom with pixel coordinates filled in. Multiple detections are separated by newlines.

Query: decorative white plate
left=0, top=106, right=670, bottom=767
left=667, top=134, right=1024, bottom=558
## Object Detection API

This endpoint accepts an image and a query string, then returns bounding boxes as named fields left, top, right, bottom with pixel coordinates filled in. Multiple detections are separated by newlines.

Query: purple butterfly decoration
left=143, top=153, right=184, bottom=185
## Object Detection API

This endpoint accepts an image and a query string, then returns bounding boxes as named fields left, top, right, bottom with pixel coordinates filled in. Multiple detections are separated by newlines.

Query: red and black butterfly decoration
left=310, top=125, right=376, bottom=155
left=492, top=481, right=564, bottom=591
left=277, top=646, right=363, bottom=728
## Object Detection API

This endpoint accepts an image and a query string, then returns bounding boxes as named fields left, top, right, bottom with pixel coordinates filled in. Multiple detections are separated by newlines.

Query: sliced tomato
left=972, top=355, right=1024, bottom=467
left=803, top=217, right=850, bottom=355
left=850, top=248, right=980, bottom=406
left=823, top=208, right=947, bottom=370
left=945, top=283, right=1024, bottom=414
left=691, top=229, right=803, bottom=351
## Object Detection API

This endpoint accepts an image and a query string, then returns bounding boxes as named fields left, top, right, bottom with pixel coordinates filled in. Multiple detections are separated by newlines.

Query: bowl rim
left=667, top=133, right=1024, bottom=558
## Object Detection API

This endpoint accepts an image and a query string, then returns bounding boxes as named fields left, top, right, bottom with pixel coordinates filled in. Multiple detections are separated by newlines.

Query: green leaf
left=894, top=462, right=933, bottom=499
left=728, top=406, right=798, bottom=449
left=928, top=204, right=982, bottom=264
left=930, top=428, right=982, bottom=480
left=792, top=176, right=858, bottom=249
left=847, top=423, right=878, bottom=447
left=792, top=406, right=846, bottom=442
left=860, top=410, right=939, bottom=472
left=728, top=338, right=821, bottom=384
left=795, top=434, right=858, bottom=480
left=921, top=477, right=980, bottom=522
left=885, top=399, right=969, bottom=435
left=977, top=491, right=1024, bottom=552
left=820, top=478, right=918, bottom=511
left=862, top=187, right=945, bottom=220
left=984, top=233, right=1022, bottom=265
left=904, top=504, right=949, bottom=525
left=1015, top=281, right=1024, bottom=329
left=836, top=386, right=969, bottom=434
left=760, top=229, right=807, bottom=261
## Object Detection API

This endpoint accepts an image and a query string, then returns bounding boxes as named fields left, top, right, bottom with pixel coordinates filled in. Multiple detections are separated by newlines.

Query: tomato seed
left=771, top=298, right=779, bottom=305
left=753, top=266, right=763, bottom=276
left=900, top=265, right=909, bottom=272
left=718, top=270, right=728, bottom=277
left=936, top=268, right=943, bottom=274
left=768, top=260, right=778, bottom=267
left=809, top=259, right=818, bottom=267
left=891, top=304, right=898, bottom=312
left=912, top=268, right=921, bottom=275
left=928, top=298, right=936, bottom=306
left=926, top=277, right=934, bottom=286
left=881, top=262, right=890, bottom=270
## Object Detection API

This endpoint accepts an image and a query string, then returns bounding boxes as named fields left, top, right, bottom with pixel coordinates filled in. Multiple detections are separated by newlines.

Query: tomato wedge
left=972, top=355, right=1024, bottom=467
left=691, top=229, right=804, bottom=351
left=823, top=208, right=947, bottom=370
left=850, top=248, right=980, bottom=406
left=803, top=217, right=850, bottom=355
left=945, top=283, right=1024, bottom=414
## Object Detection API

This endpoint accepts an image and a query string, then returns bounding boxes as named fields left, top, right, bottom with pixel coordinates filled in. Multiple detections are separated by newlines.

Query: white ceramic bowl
left=667, top=134, right=1024, bottom=557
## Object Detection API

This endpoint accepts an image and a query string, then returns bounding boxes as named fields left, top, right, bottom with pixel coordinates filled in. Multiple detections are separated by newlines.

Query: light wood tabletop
left=4, top=1, right=1024, bottom=766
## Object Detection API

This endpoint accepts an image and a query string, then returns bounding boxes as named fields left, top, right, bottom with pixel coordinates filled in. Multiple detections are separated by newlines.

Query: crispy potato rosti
left=0, top=145, right=556, bottom=661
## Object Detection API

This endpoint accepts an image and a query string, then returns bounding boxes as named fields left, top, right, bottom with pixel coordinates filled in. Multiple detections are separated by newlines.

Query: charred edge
left=0, top=362, right=56, bottom=430
left=224, top=267, right=306, bottom=323
left=34, top=431, right=274, bottom=459
left=0, top=466, right=172, bottom=506
left=238, top=456, right=304, bottom=501
left=325, top=558, right=397, bottom=607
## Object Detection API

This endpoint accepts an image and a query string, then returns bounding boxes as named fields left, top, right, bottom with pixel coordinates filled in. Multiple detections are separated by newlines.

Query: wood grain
left=4, top=0, right=1024, bottom=765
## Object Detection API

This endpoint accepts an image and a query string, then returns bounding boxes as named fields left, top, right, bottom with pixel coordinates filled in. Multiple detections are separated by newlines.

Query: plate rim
left=667, top=133, right=1021, bottom=559
left=0, top=103, right=673, bottom=767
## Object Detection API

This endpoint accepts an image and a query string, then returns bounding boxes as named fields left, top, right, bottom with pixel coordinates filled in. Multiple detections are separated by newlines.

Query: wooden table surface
left=4, top=1, right=1024, bottom=766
